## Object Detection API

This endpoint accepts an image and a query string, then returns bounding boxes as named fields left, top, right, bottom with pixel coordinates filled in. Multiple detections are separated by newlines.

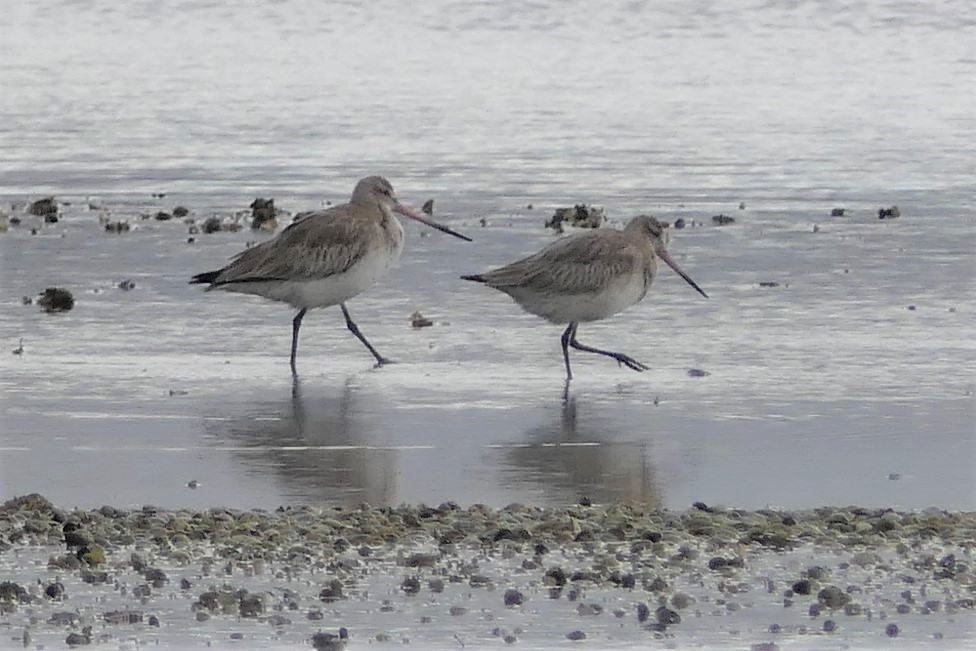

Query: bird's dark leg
left=560, top=323, right=576, bottom=381
left=341, top=303, right=392, bottom=366
left=569, top=326, right=649, bottom=372
left=290, top=308, right=307, bottom=376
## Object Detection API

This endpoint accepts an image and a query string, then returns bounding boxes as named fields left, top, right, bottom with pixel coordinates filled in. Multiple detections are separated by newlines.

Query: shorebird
left=191, top=176, right=470, bottom=373
left=461, top=215, right=707, bottom=381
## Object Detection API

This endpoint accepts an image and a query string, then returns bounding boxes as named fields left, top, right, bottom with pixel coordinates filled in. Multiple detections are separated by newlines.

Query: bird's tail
left=460, top=274, right=487, bottom=283
left=189, top=269, right=222, bottom=285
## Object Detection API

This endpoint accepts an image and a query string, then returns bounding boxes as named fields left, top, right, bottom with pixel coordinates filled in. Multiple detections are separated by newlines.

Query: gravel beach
left=1, top=495, right=973, bottom=649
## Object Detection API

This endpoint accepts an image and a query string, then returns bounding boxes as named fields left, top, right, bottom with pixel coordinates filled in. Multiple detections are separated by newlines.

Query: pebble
left=566, top=630, right=586, bottom=641
left=504, top=588, right=524, bottom=606
left=38, top=287, right=74, bottom=313
left=818, top=585, right=851, bottom=609
left=885, top=623, right=899, bottom=637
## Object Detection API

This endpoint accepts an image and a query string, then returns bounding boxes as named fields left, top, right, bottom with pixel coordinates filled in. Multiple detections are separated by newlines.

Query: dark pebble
left=38, top=287, right=74, bottom=313
left=545, top=567, right=567, bottom=586
left=637, top=602, right=650, bottom=623
left=656, top=606, right=681, bottom=626
left=148, top=614, right=160, bottom=627
left=831, top=208, right=845, bottom=216
left=65, top=632, right=90, bottom=646
left=792, top=579, right=812, bottom=595
left=29, top=197, right=58, bottom=216
left=758, top=281, right=780, bottom=288
left=428, top=578, right=445, bottom=594
left=823, top=619, right=837, bottom=632
left=504, top=588, right=524, bottom=606
left=320, top=578, right=344, bottom=602
left=885, top=623, right=899, bottom=637
left=688, top=368, right=711, bottom=378
left=566, top=630, right=586, bottom=641
left=179, top=578, right=192, bottom=590
left=896, top=604, right=911, bottom=614
left=673, top=218, right=686, bottom=229
left=202, top=216, right=222, bottom=233
left=401, top=576, right=421, bottom=595
left=173, top=206, right=189, bottom=217
left=45, top=582, right=65, bottom=600
left=712, top=214, right=735, bottom=225
left=229, top=632, right=244, bottom=640
left=154, top=211, right=173, bottom=221
left=818, top=585, right=851, bottom=609
left=239, top=594, right=264, bottom=617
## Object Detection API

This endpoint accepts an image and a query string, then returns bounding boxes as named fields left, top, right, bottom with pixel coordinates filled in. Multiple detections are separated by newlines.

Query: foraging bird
left=462, top=215, right=707, bottom=380
left=191, top=176, right=470, bottom=373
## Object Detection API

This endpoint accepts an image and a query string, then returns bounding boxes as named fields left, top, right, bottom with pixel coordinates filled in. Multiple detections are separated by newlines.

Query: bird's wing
left=481, top=231, right=639, bottom=294
left=213, top=206, right=372, bottom=284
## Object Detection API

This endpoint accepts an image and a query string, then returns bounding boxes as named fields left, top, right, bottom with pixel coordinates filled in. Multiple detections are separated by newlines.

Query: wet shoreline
left=1, top=495, right=974, bottom=649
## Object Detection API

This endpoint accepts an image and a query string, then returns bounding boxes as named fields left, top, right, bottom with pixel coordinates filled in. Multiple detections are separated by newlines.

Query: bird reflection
left=208, top=377, right=396, bottom=506
left=503, top=395, right=661, bottom=505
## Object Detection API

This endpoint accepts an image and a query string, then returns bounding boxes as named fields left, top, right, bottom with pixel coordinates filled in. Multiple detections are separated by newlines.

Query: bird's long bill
left=656, top=247, right=709, bottom=298
left=394, top=203, right=472, bottom=242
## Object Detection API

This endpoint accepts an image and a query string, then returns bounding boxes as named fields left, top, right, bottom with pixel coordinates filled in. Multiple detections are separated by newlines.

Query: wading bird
left=192, top=176, right=470, bottom=373
left=462, top=215, right=706, bottom=381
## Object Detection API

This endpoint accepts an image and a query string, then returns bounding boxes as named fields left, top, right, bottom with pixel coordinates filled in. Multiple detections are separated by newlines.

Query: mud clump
left=29, top=197, right=58, bottom=217
left=712, top=214, right=735, bottom=225
left=878, top=206, right=900, bottom=219
left=421, top=199, right=434, bottom=215
left=545, top=204, right=605, bottom=233
left=38, top=288, right=74, bottom=313
left=173, top=206, right=189, bottom=218
left=410, top=311, right=434, bottom=328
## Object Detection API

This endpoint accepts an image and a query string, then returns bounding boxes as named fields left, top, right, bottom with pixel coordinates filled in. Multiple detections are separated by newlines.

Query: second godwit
left=461, top=215, right=707, bottom=381
left=192, top=176, right=470, bottom=374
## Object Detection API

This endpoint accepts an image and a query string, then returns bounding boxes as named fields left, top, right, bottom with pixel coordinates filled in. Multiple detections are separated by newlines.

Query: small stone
left=401, top=576, right=421, bottom=595
left=410, top=311, right=434, bottom=328
left=504, top=589, right=524, bottom=606
left=566, top=630, right=586, bottom=641
left=148, top=614, right=160, bottom=627
left=637, top=602, right=650, bottom=623
left=154, top=211, right=173, bottom=221
left=239, top=593, right=264, bottom=617
left=29, top=197, right=58, bottom=216
left=173, top=206, right=189, bottom=217
left=319, top=579, right=344, bottom=603
left=758, top=281, right=780, bottom=288
left=843, top=603, right=863, bottom=616
left=673, top=218, right=686, bottom=229
left=878, top=206, right=900, bottom=219
left=449, top=606, right=467, bottom=616
left=823, top=619, right=837, bottom=632
left=229, top=632, right=244, bottom=640
left=117, top=279, right=136, bottom=291
left=818, top=586, right=851, bottom=610
left=671, top=593, right=693, bottom=609
left=202, top=216, right=222, bottom=233
left=421, top=199, right=434, bottom=215
left=544, top=567, right=567, bottom=587
left=885, top=623, right=899, bottom=637
left=196, top=611, right=211, bottom=622
left=104, top=610, right=143, bottom=624
left=180, top=578, right=192, bottom=590
left=830, top=208, right=845, bottom=217
left=656, top=606, right=680, bottom=625
left=792, top=579, right=812, bottom=595
left=907, top=305, right=916, bottom=311
left=688, top=368, right=710, bottom=378
left=504, top=634, right=517, bottom=644
left=45, top=582, right=65, bottom=600
left=712, top=214, right=735, bottom=225
left=888, top=473, right=901, bottom=480
left=38, top=287, right=74, bottom=312
left=65, top=632, right=90, bottom=646
left=428, top=578, right=445, bottom=594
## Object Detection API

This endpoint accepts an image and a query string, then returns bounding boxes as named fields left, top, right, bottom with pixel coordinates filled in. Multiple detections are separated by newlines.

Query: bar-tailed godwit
left=192, top=176, right=470, bottom=373
left=462, top=215, right=706, bottom=381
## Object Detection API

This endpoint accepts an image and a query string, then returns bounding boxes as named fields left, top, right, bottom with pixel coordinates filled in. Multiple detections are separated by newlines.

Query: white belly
left=218, top=245, right=400, bottom=309
left=510, top=272, right=649, bottom=324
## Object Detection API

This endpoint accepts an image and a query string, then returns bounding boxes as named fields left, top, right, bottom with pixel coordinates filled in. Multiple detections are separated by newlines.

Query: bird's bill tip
left=657, top=247, right=708, bottom=298
left=394, top=203, right=472, bottom=242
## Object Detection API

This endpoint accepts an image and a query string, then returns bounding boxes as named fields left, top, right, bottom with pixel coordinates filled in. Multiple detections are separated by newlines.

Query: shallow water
left=1, top=0, right=975, bottom=514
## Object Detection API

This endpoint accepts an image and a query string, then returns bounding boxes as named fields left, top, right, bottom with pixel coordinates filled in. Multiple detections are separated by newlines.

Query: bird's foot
left=373, top=357, right=396, bottom=368
left=613, top=354, right=649, bottom=372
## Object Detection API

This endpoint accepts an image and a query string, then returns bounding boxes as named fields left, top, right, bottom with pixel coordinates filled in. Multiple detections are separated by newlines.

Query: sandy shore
left=1, top=494, right=973, bottom=649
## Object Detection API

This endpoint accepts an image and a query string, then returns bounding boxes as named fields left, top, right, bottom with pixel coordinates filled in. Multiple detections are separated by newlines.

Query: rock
left=239, top=593, right=265, bottom=617
left=545, top=204, right=605, bottom=232
left=148, top=614, right=160, bottom=627
left=48, top=611, right=78, bottom=625
left=566, top=630, right=586, bottom=641
left=421, top=199, right=434, bottom=215
left=312, top=628, right=349, bottom=650
left=449, top=606, right=468, bottom=616
left=319, top=579, right=344, bottom=602
left=173, top=206, right=189, bottom=217
left=792, top=579, right=812, bottom=595
left=401, top=576, right=421, bottom=595
left=104, top=221, right=130, bottom=233
left=0, top=582, right=30, bottom=604
left=145, top=568, right=168, bottom=587
left=671, top=593, right=693, bottom=609
left=29, top=197, right=58, bottom=216
left=830, top=208, right=845, bottom=217
left=38, top=287, right=74, bottom=312
left=823, top=619, right=837, bottom=632
left=656, top=606, right=681, bottom=626
left=428, top=578, right=445, bottom=593
left=818, top=585, right=851, bottom=609
left=885, top=623, right=899, bottom=637
left=758, top=281, right=780, bottom=288
left=636, top=602, right=650, bottom=623
left=544, top=567, right=567, bottom=586
left=878, top=206, right=900, bottom=219
left=410, top=311, right=434, bottom=328
left=688, top=368, right=710, bottom=378
left=504, top=588, right=524, bottom=606
left=66, top=631, right=91, bottom=646
left=712, top=214, right=735, bottom=225
left=45, top=582, right=65, bottom=599
left=202, top=216, right=222, bottom=234
left=154, top=211, right=174, bottom=221
left=250, top=198, right=277, bottom=230
left=118, top=279, right=136, bottom=291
